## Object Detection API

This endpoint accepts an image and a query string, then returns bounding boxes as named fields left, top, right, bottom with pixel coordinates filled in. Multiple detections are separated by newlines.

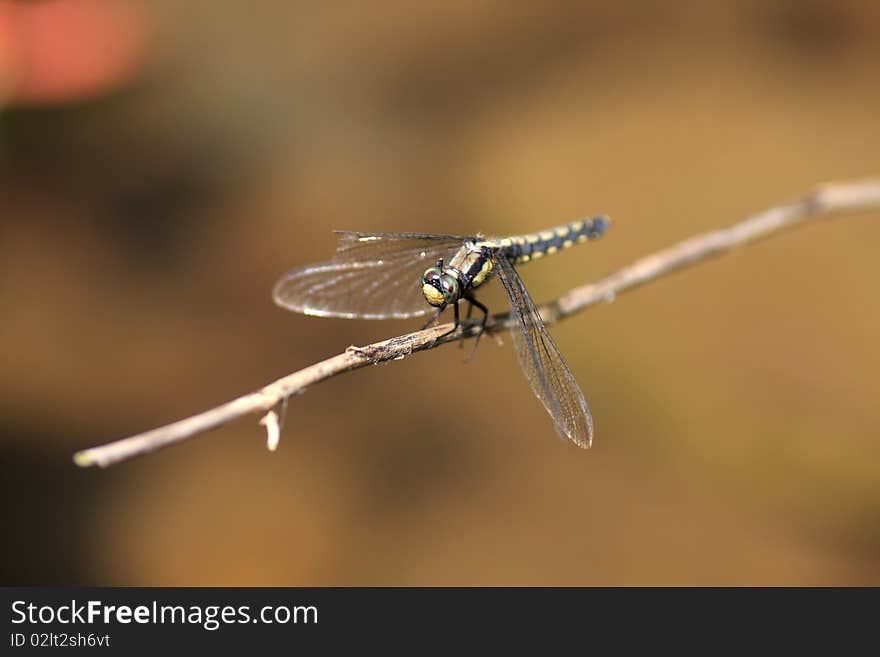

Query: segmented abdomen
left=483, top=216, right=610, bottom=264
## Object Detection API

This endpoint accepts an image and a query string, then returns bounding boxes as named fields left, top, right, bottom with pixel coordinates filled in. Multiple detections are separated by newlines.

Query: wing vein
left=273, top=232, right=468, bottom=319
left=493, top=254, right=593, bottom=447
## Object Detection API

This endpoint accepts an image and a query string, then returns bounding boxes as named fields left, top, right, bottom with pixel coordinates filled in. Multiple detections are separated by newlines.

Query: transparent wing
left=273, top=231, right=469, bottom=319
left=493, top=254, right=594, bottom=448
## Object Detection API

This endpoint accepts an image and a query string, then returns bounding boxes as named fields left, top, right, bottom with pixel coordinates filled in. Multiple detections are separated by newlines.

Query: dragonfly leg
left=463, top=295, right=489, bottom=363
left=420, top=304, right=446, bottom=331
left=458, top=299, right=475, bottom=349
left=426, top=301, right=460, bottom=343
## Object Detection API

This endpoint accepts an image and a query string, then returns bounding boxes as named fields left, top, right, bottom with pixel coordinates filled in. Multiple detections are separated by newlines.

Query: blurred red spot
left=0, top=0, right=151, bottom=106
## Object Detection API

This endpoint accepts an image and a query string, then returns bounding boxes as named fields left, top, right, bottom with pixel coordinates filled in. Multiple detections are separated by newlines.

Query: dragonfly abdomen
left=486, top=216, right=610, bottom=265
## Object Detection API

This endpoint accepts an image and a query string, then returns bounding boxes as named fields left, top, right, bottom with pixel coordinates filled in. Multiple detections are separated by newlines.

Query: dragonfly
left=273, top=215, right=611, bottom=448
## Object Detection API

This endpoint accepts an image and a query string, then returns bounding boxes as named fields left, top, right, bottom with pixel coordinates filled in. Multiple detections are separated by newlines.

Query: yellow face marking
left=562, top=239, right=573, bottom=249
left=539, top=231, right=555, bottom=241
left=422, top=283, right=445, bottom=306
left=570, top=220, right=584, bottom=232
left=546, top=246, right=558, bottom=255
left=576, top=234, right=589, bottom=243
left=471, top=259, right=494, bottom=287
left=555, top=227, right=570, bottom=238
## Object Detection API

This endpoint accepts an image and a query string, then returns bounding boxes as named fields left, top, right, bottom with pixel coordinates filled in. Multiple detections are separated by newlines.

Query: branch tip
left=260, top=410, right=281, bottom=452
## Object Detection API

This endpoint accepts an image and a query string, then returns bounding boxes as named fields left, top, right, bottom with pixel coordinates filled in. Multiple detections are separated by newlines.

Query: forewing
left=493, top=254, right=594, bottom=448
left=273, top=231, right=468, bottom=319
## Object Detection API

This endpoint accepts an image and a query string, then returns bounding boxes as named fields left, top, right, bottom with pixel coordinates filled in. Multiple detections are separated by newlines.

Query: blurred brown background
left=2, top=0, right=879, bottom=586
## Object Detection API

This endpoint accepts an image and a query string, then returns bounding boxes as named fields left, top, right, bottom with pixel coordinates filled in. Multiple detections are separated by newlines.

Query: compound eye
left=421, top=266, right=442, bottom=285
left=440, top=274, right=459, bottom=302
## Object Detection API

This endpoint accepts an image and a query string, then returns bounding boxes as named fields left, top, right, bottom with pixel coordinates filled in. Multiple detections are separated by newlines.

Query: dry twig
left=74, top=179, right=880, bottom=468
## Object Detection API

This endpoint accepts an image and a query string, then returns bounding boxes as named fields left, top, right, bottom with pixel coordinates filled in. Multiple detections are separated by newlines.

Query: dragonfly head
left=421, top=266, right=459, bottom=307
